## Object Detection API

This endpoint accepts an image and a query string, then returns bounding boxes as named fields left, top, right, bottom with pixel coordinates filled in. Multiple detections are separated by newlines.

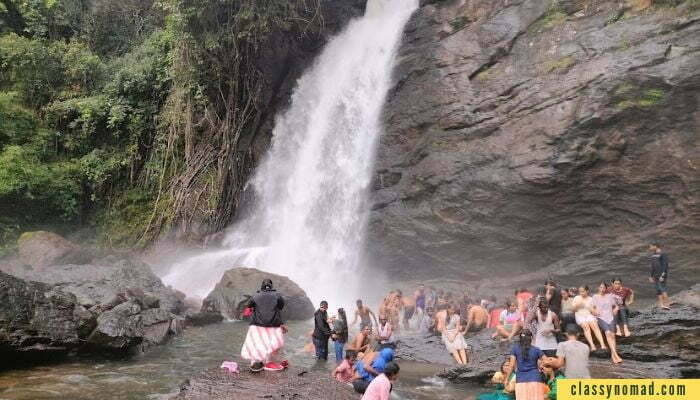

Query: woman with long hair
left=509, top=330, right=545, bottom=400
left=477, top=359, right=516, bottom=400
left=333, top=308, right=349, bottom=363
left=592, top=282, right=623, bottom=364
left=572, top=286, right=606, bottom=351
left=442, top=303, right=469, bottom=364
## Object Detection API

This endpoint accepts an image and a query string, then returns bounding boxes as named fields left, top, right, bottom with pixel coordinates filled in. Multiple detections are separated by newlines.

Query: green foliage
left=545, top=56, right=575, bottom=73
left=615, top=84, right=667, bottom=110
left=0, top=91, right=43, bottom=148
left=530, top=2, right=567, bottom=33
left=450, top=15, right=470, bottom=32
left=0, top=145, right=82, bottom=222
left=97, top=188, right=163, bottom=248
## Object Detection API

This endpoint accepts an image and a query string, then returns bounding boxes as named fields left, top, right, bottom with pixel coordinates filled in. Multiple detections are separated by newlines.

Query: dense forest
left=0, top=0, right=327, bottom=255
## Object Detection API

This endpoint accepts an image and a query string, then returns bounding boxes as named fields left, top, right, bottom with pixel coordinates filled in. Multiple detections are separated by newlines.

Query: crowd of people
left=238, top=242, right=671, bottom=400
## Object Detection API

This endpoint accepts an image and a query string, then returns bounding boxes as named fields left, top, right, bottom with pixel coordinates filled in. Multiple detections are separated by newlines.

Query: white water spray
left=162, top=0, right=418, bottom=309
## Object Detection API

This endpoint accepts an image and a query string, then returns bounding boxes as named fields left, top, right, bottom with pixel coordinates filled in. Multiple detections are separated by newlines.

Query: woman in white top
left=572, top=285, right=606, bottom=351
left=442, top=304, right=469, bottom=365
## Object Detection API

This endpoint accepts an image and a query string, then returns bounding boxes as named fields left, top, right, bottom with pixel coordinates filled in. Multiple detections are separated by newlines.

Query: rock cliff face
left=369, top=0, right=700, bottom=292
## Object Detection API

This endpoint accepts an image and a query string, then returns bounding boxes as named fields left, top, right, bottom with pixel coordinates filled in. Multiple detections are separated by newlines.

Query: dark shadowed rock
left=173, top=364, right=356, bottom=400
left=616, top=303, right=700, bottom=365
left=0, top=271, right=82, bottom=360
left=0, top=256, right=187, bottom=363
left=17, top=231, right=93, bottom=268
left=368, top=0, right=700, bottom=294
left=201, top=267, right=314, bottom=321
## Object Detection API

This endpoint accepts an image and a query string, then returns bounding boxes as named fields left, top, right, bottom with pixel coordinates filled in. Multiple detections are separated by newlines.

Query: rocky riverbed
left=394, top=284, right=700, bottom=383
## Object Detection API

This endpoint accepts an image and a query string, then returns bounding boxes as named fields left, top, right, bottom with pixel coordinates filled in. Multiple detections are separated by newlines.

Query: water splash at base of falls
left=162, top=0, right=418, bottom=309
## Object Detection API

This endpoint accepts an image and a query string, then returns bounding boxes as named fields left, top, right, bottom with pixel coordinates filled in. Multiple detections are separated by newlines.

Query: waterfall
left=162, top=0, right=418, bottom=309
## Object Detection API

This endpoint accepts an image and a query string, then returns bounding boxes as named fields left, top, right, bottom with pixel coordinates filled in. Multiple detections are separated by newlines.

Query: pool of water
left=0, top=321, right=480, bottom=400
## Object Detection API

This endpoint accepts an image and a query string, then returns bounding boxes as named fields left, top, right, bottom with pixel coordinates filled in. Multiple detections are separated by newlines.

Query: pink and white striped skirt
left=240, top=325, right=285, bottom=363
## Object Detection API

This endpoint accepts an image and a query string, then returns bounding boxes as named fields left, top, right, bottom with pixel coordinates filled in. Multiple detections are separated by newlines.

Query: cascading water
left=162, top=0, right=418, bottom=308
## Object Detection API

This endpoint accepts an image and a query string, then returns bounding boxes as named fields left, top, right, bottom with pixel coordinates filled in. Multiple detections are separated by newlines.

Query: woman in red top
left=607, top=278, right=634, bottom=337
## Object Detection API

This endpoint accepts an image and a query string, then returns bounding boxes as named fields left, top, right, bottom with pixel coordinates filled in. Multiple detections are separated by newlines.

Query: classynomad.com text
left=559, top=379, right=700, bottom=400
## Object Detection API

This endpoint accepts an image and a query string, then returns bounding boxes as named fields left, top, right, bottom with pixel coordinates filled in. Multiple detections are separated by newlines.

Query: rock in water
left=201, top=268, right=314, bottom=321
left=0, top=255, right=187, bottom=362
left=17, top=231, right=92, bottom=268
left=173, top=364, right=356, bottom=400
left=0, top=271, right=82, bottom=359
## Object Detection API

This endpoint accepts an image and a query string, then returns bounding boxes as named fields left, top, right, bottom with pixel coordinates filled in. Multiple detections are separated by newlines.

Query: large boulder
left=201, top=267, right=314, bottom=321
left=0, top=256, right=187, bottom=363
left=1, top=256, right=185, bottom=314
left=368, top=0, right=700, bottom=293
left=0, top=271, right=83, bottom=359
left=17, top=231, right=92, bottom=268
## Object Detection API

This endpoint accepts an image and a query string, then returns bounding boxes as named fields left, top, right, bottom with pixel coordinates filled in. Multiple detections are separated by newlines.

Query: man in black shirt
left=313, top=300, right=332, bottom=360
left=240, top=278, right=288, bottom=372
left=648, top=242, right=670, bottom=310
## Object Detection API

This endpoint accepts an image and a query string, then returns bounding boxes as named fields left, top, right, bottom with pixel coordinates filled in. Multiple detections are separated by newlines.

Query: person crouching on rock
left=240, top=278, right=288, bottom=372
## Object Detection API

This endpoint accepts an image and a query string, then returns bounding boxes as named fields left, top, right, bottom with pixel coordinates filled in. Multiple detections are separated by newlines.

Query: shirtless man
left=347, top=324, right=372, bottom=353
left=402, top=292, right=416, bottom=330
left=435, top=304, right=448, bottom=334
left=351, top=299, right=379, bottom=329
left=463, top=299, right=490, bottom=334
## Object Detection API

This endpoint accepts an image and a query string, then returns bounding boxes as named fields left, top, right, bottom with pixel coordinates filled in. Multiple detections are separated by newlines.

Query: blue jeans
left=617, top=305, right=630, bottom=327
left=313, top=336, right=328, bottom=360
left=334, top=340, right=345, bottom=363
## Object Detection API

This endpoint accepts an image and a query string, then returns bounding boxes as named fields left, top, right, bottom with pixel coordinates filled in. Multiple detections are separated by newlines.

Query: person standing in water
left=649, top=242, right=671, bottom=310
left=332, top=308, right=349, bottom=363
left=240, top=279, right=288, bottom=372
left=608, top=277, right=634, bottom=337
left=352, top=299, right=379, bottom=329
left=313, top=300, right=332, bottom=361
left=415, top=284, right=426, bottom=316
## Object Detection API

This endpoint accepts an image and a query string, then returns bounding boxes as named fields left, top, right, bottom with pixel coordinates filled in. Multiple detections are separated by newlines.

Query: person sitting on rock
left=492, top=300, right=521, bottom=342
left=572, top=285, right=606, bottom=352
left=361, top=361, right=400, bottom=400
left=240, top=278, right=288, bottom=372
left=442, top=303, right=469, bottom=364
left=347, top=324, right=372, bottom=354
left=476, top=359, right=516, bottom=400
left=332, top=349, right=357, bottom=384
left=463, top=298, right=490, bottom=334
left=542, top=362, right=565, bottom=400
left=607, top=277, right=634, bottom=337
left=376, top=315, right=395, bottom=349
left=353, top=347, right=395, bottom=394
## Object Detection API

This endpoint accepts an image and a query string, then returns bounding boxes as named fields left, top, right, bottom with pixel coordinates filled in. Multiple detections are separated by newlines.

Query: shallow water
left=0, top=321, right=480, bottom=400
